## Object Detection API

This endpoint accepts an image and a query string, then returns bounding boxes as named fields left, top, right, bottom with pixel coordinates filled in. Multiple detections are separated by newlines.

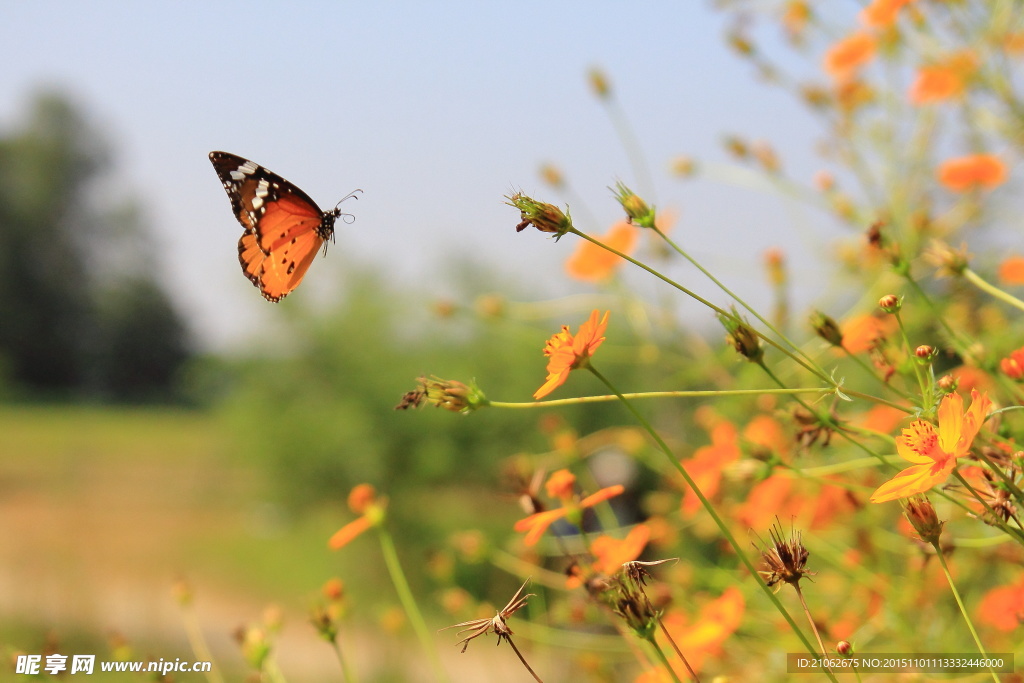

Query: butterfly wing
left=209, top=151, right=330, bottom=302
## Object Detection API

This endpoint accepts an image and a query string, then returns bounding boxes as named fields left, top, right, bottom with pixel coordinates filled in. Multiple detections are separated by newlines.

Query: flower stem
left=586, top=364, right=837, bottom=681
left=652, top=226, right=825, bottom=377
left=963, top=267, right=1024, bottom=313
left=643, top=634, right=685, bottom=683
left=893, top=311, right=930, bottom=406
left=377, top=527, right=451, bottom=683
left=504, top=637, right=544, bottom=683
left=179, top=600, right=226, bottom=683
left=930, top=541, right=1001, bottom=683
left=330, top=639, right=356, bottom=683
left=487, top=387, right=830, bottom=409
left=568, top=227, right=831, bottom=383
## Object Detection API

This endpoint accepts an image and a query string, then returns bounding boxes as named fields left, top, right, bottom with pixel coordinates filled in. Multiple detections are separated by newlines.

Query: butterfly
left=209, top=151, right=360, bottom=302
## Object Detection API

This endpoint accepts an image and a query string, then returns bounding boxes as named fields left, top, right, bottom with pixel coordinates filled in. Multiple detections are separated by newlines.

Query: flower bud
left=506, top=193, right=573, bottom=237
left=915, top=345, right=938, bottom=364
left=836, top=640, right=854, bottom=656
left=719, top=311, right=764, bottom=362
left=588, top=67, right=610, bottom=98
left=810, top=311, right=844, bottom=347
left=878, top=294, right=901, bottom=313
left=611, top=182, right=656, bottom=228
left=904, top=497, right=944, bottom=545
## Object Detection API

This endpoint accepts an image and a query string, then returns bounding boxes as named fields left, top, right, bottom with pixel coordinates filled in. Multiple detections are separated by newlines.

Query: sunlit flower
left=545, top=468, right=578, bottom=500
left=514, top=470, right=625, bottom=546
left=840, top=313, right=898, bottom=354
left=977, top=574, right=1024, bottom=631
left=534, top=310, right=610, bottom=399
left=937, top=154, right=1007, bottom=192
left=870, top=390, right=993, bottom=502
left=329, top=484, right=386, bottom=550
left=999, top=255, right=1024, bottom=285
left=823, top=31, right=877, bottom=82
left=737, top=475, right=857, bottom=531
left=1001, top=347, right=1024, bottom=380
left=681, top=421, right=740, bottom=516
left=909, top=51, right=977, bottom=104
left=860, top=0, right=915, bottom=28
left=649, top=588, right=746, bottom=677
left=565, top=221, right=639, bottom=282
left=567, top=524, right=651, bottom=589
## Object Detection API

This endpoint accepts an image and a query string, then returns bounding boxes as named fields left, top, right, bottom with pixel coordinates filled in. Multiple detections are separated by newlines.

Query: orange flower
left=534, top=310, right=610, bottom=399
left=545, top=468, right=578, bottom=500
left=871, top=390, right=992, bottom=502
left=909, top=52, right=977, bottom=104
left=977, top=574, right=1024, bottom=631
left=860, top=0, right=914, bottom=28
left=650, top=588, right=746, bottom=676
left=737, top=475, right=857, bottom=531
left=565, top=221, right=638, bottom=282
left=858, top=404, right=909, bottom=435
left=329, top=484, right=384, bottom=550
left=1001, top=347, right=1024, bottom=380
left=681, top=421, right=740, bottom=516
left=512, top=483, right=622, bottom=548
left=567, top=525, right=651, bottom=588
left=840, top=313, right=898, bottom=354
left=999, top=255, right=1024, bottom=285
left=823, top=31, right=877, bottom=82
left=937, top=154, right=1007, bottom=192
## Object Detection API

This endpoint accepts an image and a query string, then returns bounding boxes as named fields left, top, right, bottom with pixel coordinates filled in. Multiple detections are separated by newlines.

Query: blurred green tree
left=0, top=91, right=191, bottom=401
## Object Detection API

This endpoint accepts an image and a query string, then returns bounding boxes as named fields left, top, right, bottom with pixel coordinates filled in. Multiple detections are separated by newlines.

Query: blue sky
left=1, top=2, right=839, bottom=349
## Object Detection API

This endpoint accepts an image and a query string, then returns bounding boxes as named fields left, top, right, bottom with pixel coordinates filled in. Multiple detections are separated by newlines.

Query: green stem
left=487, top=387, right=829, bottom=409
left=586, top=364, right=837, bottom=681
left=653, top=226, right=826, bottom=378
left=964, top=267, right=1024, bottom=313
left=331, top=639, right=356, bottom=683
left=377, top=528, right=451, bottom=682
left=893, top=311, right=930, bottom=406
left=841, top=347, right=917, bottom=402
left=568, top=227, right=831, bottom=383
left=931, top=542, right=1000, bottom=683
left=179, top=601, right=226, bottom=683
left=644, top=634, right=685, bottom=683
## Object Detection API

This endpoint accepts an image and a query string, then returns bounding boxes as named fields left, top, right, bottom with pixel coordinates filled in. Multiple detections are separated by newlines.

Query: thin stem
left=793, top=584, right=828, bottom=659
left=330, top=639, right=356, bottom=683
left=486, top=387, right=830, bottom=409
left=377, top=528, right=451, bottom=683
left=178, top=600, right=225, bottom=683
left=655, top=616, right=699, bottom=682
left=653, top=226, right=826, bottom=377
left=931, top=543, right=1000, bottom=683
left=964, top=267, right=1024, bottom=313
left=644, top=635, right=685, bottom=683
left=893, top=311, right=930, bottom=405
left=568, top=227, right=831, bottom=383
left=586, top=364, right=838, bottom=681
left=504, top=637, right=544, bottom=683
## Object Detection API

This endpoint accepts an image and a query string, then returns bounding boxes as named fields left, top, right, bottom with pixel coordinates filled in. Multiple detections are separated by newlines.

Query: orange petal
left=580, top=484, right=625, bottom=509
left=328, top=516, right=373, bottom=550
left=998, top=256, right=1024, bottom=285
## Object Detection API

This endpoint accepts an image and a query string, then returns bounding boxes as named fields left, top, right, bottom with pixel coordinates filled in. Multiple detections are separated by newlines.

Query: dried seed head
left=759, top=522, right=815, bottom=592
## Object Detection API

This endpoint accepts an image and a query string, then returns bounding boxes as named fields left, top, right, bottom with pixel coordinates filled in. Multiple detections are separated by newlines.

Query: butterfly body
left=209, top=151, right=356, bottom=302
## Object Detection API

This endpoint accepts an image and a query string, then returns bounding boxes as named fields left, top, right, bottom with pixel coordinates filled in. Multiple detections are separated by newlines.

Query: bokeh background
left=0, top=2, right=934, bottom=681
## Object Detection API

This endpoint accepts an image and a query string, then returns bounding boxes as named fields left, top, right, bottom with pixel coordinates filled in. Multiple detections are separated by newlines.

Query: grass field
left=0, top=405, right=363, bottom=680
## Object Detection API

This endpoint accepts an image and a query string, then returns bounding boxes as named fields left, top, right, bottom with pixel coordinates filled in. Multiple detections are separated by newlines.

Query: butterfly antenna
left=335, top=189, right=363, bottom=224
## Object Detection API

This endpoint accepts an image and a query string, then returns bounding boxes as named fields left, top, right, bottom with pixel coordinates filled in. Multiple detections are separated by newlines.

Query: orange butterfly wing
left=209, top=151, right=338, bottom=302
left=251, top=194, right=325, bottom=301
